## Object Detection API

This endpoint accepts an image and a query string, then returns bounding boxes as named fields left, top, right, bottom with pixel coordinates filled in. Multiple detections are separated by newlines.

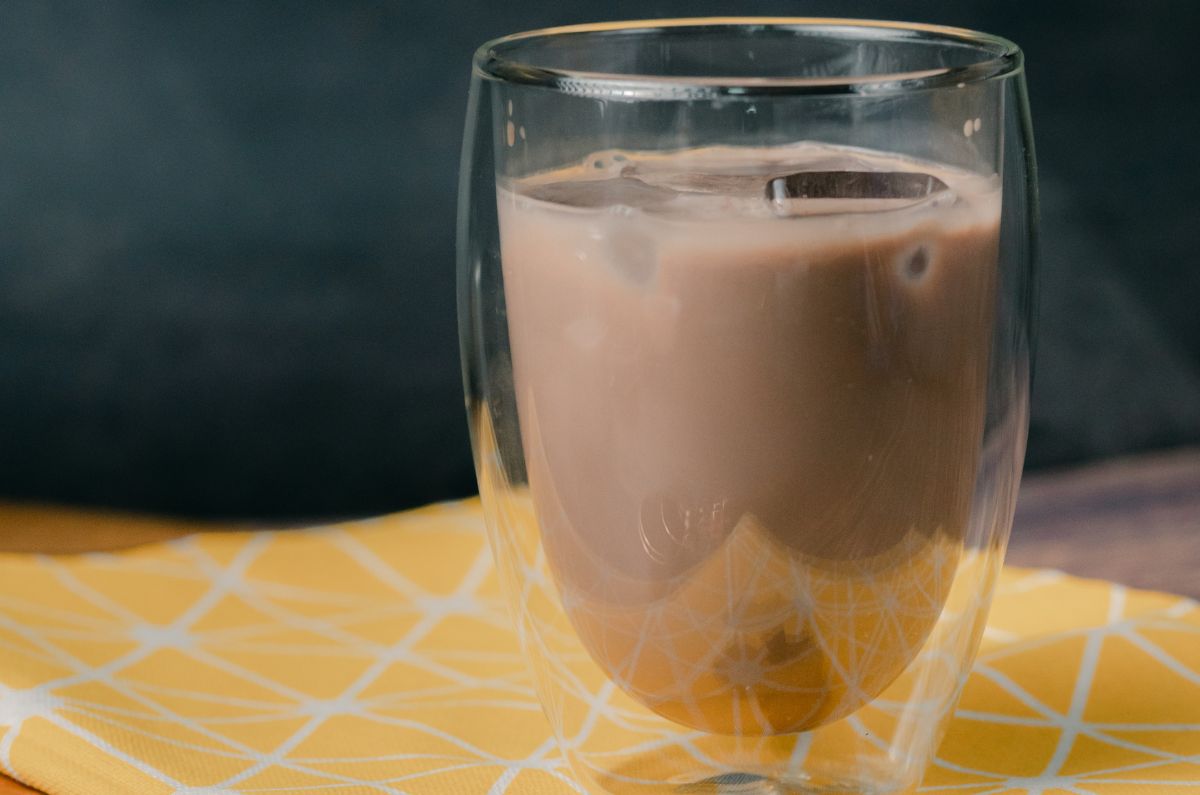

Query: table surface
left=1, top=447, right=1196, bottom=794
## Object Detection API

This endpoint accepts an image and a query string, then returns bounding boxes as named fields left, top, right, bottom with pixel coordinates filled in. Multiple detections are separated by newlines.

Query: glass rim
left=474, top=17, right=1023, bottom=99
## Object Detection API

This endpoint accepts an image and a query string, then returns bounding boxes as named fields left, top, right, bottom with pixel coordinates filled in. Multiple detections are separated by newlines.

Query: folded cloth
left=0, top=500, right=1196, bottom=795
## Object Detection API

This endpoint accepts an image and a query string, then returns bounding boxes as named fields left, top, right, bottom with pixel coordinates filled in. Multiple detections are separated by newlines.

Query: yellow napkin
left=0, top=499, right=1196, bottom=795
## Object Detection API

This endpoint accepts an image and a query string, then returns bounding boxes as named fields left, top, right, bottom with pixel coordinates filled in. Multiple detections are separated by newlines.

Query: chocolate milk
left=498, top=143, right=1000, bottom=735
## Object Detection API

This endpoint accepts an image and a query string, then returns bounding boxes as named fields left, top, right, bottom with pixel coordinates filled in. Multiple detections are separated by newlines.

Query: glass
left=458, top=18, right=1036, bottom=795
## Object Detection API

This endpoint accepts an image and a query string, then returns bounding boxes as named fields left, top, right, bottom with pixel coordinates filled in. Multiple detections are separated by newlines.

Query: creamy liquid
left=498, top=143, right=1001, bottom=735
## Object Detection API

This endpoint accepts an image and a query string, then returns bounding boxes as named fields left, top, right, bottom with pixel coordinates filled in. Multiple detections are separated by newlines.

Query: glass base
left=671, top=771, right=890, bottom=794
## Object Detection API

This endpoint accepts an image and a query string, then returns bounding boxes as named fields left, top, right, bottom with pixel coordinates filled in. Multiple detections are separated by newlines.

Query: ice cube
left=635, top=171, right=775, bottom=197
left=521, top=175, right=677, bottom=211
left=766, top=170, right=949, bottom=201
left=602, top=221, right=658, bottom=285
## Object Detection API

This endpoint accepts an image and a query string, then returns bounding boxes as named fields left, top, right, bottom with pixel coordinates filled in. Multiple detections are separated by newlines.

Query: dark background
left=1, top=1, right=1197, bottom=520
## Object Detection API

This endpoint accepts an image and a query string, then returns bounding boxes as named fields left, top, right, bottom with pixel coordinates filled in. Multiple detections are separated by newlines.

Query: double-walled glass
left=459, top=19, right=1036, bottom=794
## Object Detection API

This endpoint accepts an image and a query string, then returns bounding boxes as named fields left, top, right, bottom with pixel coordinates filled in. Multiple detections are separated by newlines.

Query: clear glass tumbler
left=458, top=18, right=1036, bottom=794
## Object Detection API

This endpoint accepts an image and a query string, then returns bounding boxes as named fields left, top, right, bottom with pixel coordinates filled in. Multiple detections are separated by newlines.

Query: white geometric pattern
left=0, top=500, right=1195, bottom=794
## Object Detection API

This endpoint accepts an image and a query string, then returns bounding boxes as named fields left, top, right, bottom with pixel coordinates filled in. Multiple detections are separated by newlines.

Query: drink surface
left=497, top=142, right=1001, bottom=734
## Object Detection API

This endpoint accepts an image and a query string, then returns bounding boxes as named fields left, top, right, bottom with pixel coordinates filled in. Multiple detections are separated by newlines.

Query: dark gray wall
left=2, top=1, right=1197, bottom=518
